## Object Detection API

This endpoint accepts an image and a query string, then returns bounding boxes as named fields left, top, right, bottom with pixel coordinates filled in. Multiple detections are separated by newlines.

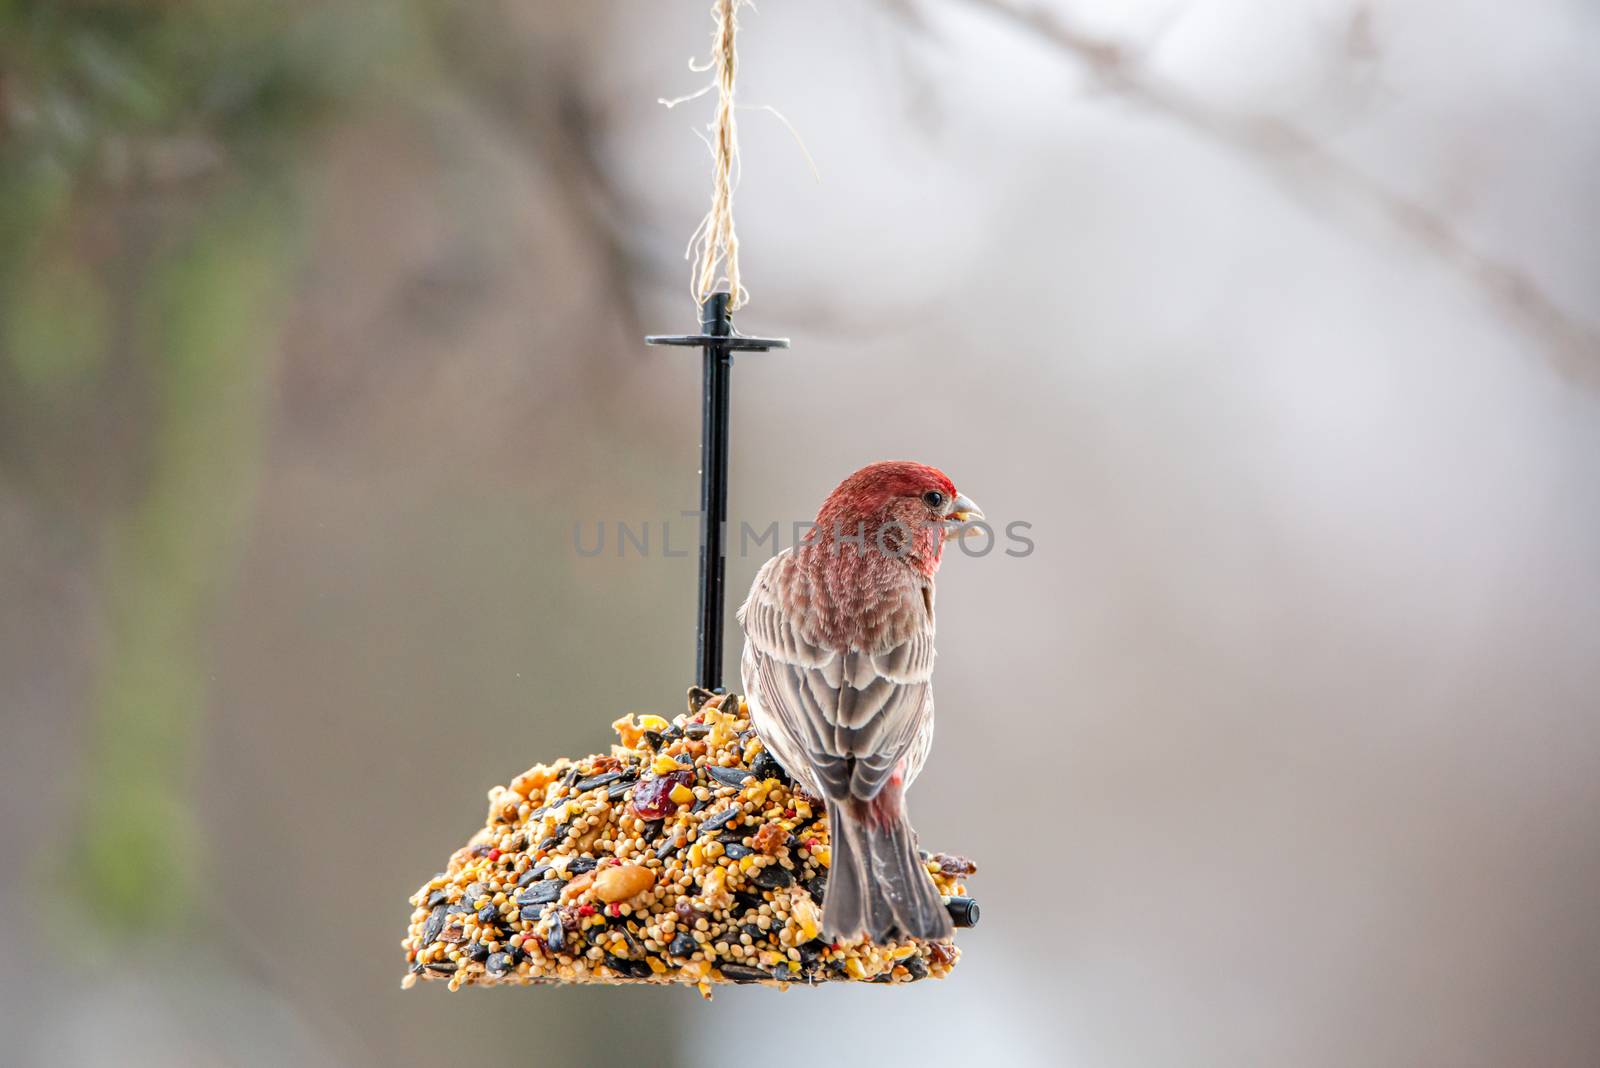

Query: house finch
left=737, top=460, right=982, bottom=943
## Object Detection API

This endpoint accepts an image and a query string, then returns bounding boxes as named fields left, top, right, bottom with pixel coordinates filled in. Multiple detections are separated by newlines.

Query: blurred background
left=4, top=0, right=1599, bottom=1064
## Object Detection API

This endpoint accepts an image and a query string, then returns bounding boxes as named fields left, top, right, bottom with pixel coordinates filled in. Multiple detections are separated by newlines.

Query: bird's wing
left=739, top=554, right=935, bottom=803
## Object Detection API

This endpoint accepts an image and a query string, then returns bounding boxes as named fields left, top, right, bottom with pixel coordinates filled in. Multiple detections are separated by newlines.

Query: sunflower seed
left=422, top=905, right=447, bottom=944
left=516, top=881, right=562, bottom=906
left=752, top=864, right=794, bottom=890
left=605, top=955, right=652, bottom=979
left=717, top=963, right=769, bottom=984
left=751, top=752, right=789, bottom=785
left=700, top=806, right=741, bottom=832
left=573, top=771, right=624, bottom=792
left=705, top=765, right=750, bottom=788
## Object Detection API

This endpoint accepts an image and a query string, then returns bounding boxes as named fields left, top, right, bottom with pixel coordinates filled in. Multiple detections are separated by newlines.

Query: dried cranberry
left=630, top=770, right=693, bottom=819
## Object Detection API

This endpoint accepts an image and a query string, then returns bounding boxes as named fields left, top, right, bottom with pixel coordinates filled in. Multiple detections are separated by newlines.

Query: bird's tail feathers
left=823, top=801, right=954, bottom=944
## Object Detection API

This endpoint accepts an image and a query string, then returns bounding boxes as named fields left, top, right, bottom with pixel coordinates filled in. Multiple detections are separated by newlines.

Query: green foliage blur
left=0, top=0, right=413, bottom=939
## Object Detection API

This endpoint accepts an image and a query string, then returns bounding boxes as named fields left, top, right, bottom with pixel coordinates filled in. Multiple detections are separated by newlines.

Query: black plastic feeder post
left=646, top=293, right=788, bottom=692
left=697, top=293, right=733, bottom=691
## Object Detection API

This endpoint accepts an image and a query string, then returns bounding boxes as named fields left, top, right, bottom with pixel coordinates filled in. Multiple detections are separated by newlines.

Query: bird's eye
left=923, top=490, right=946, bottom=509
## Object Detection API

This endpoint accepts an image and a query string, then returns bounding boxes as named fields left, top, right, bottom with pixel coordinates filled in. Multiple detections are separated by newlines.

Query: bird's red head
left=811, top=461, right=982, bottom=577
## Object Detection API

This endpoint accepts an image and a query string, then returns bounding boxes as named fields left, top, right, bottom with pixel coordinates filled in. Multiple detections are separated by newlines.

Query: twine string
left=689, top=0, right=744, bottom=310
left=663, top=1, right=815, bottom=312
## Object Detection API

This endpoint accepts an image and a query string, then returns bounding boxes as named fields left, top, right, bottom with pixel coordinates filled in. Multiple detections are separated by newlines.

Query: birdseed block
left=401, top=689, right=978, bottom=995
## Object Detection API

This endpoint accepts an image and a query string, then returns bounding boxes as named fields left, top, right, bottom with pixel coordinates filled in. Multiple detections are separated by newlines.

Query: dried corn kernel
left=792, top=896, right=821, bottom=943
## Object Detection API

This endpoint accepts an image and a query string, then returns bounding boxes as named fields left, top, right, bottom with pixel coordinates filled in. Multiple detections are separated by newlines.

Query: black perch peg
left=646, top=293, right=788, bottom=692
left=946, top=896, right=981, bottom=929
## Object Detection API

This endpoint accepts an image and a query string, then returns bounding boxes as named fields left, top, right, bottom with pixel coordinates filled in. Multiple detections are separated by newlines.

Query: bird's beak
left=947, top=493, right=984, bottom=525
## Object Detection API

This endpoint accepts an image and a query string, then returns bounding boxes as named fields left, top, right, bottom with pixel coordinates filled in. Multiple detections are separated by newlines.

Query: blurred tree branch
left=436, top=8, right=645, bottom=347
left=923, top=0, right=1600, bottom=379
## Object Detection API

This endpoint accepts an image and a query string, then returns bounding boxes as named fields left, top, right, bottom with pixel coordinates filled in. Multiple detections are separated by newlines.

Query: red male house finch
left=738, top=461, right=982, bottom=942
